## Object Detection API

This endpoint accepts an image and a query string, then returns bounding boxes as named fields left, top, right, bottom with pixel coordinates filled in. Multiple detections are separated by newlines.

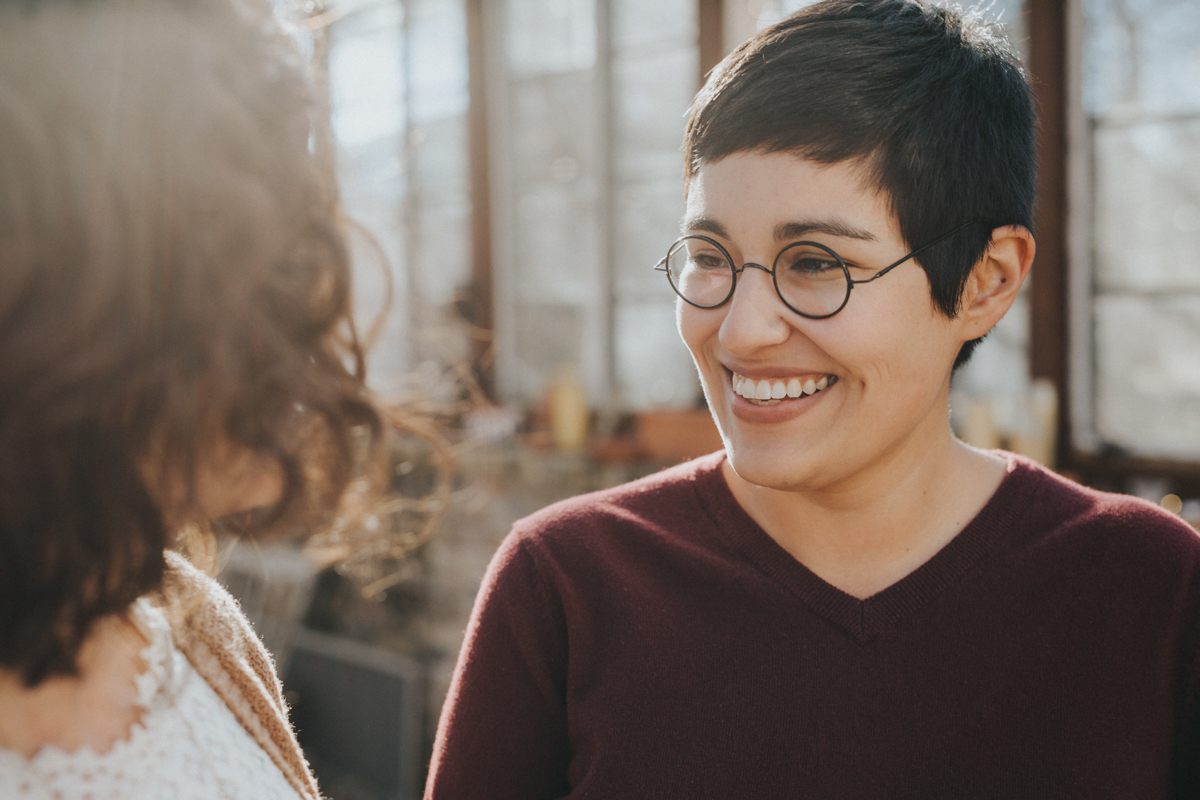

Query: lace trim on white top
left=0, top=599, right=304, bottom=800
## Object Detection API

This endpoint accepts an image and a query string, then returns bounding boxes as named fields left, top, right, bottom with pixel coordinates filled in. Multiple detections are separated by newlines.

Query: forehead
left=683, top=152, right=900, bottom=243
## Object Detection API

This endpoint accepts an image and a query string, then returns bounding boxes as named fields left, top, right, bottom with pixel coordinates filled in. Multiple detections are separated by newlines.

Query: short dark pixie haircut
left=684, top=0, right=1036, bottom=368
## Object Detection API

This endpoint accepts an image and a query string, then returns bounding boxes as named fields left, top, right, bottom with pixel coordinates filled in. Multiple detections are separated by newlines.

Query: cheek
left=846, top=276, right=955, bottom=363
left=844, top=316, right=958, bottom=414
left=676, top=301, right=716, bottom=360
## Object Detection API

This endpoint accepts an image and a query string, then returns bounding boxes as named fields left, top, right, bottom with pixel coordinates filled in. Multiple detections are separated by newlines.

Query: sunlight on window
left=329, top=3, right=405, bottom=149
left=1082, top=0, right=1200, bottom=459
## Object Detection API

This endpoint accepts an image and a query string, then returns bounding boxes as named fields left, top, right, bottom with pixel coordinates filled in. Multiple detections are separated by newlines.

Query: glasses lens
left=665, top=236, right=734, bottom=308
left=774, top=242, right=849, bottom=318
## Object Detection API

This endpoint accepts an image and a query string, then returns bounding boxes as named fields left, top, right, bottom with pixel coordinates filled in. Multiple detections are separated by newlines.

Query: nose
left=718, top=262, right=794, bottom=354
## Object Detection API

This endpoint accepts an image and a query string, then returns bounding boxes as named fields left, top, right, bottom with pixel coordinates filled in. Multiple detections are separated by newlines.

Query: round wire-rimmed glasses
left=654, top=220, right=984, bottom=320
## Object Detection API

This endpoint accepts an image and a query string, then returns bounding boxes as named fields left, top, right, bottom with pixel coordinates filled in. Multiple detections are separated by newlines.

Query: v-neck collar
left=691, top=452, right=1040, bottom=645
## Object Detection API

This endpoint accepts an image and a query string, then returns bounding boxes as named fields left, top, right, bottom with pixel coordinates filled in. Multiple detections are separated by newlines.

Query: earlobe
left=959, top=225, right=1035, bottom=339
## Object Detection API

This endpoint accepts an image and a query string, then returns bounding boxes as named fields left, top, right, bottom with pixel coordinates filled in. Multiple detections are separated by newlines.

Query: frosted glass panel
left=329, top=2, right=410, bottom=395
left=615, top=302, right=701, bottom=409
left=612, top=46, right=696, bottom=181
left=1093, top=119, right=1200, bottom=293
left=1082, top=0, right=1200, bottom=117
left=608, top=5, right=697, bottom=409
left=506, top=0, right=596, bottom=77
left=509, top=70, right=600, bottom=307
left=1082, top=0, right=1200, bottom=458
left=411, top=199, right=471, bottom=306
left=1094, top=295, right=1200, bottom=458
left=327, top=0, right=471, bottom=396
left=494, top=0, right=604, bottom=402
left=409, top=0, right=469, bottom=124
left=513, top=181, right=599, bottom=305
left=329, top=3, right=406, bottom=148
left=612, top=0, right=696, bottom=52
left=410, top=115, right=469, bottom=197
left=493, top=0, right=699, bottom=408
left=513, top=302, right=582, bottom=400
left=614, top=180, right=686, bottom=299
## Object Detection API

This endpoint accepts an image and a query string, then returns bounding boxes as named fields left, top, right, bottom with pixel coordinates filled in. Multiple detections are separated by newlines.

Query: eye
left=789, top=256, right=840, bottom=274
left=687, top=249, right=731, bottom=272
left=777, top=244, right=842, bottom=276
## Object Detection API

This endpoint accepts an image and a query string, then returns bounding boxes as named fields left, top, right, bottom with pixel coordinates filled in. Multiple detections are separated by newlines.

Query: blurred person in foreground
left=0, top=0, right=399, bottom=797
left=426, top=1, right=1200, bottom=797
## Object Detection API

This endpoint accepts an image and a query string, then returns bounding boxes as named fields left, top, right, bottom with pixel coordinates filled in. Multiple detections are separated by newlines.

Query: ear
left=956, top=225, right=1035, bottom=341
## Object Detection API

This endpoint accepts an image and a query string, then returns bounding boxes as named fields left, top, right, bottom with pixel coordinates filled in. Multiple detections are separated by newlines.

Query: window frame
left=1026, top=0, right=1200, bottom=493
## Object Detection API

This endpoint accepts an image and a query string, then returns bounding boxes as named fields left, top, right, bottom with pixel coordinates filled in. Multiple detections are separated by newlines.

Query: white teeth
left=731, top=372, right=834, bottom=404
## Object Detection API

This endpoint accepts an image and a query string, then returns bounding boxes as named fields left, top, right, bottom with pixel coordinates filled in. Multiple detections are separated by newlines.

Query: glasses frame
left=654, top=220, right=985, bottom=320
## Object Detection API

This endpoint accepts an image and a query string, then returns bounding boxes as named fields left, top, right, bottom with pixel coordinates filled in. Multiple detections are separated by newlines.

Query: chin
left=722, top=435, right=824, bottom=493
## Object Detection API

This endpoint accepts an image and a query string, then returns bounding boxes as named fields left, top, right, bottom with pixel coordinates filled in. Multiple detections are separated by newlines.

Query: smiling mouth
left=730, top=371, right=838, bottom=406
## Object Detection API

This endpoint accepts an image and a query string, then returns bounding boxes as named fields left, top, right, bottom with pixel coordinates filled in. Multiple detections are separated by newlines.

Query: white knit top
left=0, top=599, right=304, bottom=800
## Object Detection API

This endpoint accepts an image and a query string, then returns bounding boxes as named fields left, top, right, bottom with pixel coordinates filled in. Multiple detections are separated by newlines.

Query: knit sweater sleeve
left=1180, top=571, right=1200, bottom=796
left=425, top=530, right=571, bottom=800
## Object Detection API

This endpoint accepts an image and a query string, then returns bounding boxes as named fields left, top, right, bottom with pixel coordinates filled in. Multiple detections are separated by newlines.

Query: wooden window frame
left=1029, top=0, right=1200, bottom=494
left=465, top=0, right=495, bottom=399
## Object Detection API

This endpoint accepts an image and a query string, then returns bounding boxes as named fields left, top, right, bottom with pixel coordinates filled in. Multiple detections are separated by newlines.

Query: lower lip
left=728, top=376, right=833, bottom=424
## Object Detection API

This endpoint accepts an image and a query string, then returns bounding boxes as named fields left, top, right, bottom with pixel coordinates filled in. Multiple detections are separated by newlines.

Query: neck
left=0, top=612, right=148, bottom=758
left=724, top=409, right=1006, bottom=600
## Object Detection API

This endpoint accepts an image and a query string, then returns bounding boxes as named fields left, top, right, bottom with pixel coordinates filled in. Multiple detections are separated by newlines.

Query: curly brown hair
left=0, top=0, right=387, bottom=686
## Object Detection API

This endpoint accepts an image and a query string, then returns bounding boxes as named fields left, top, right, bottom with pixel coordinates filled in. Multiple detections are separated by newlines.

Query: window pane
left=327, top=0, right=472, bottom=397
left=1093, top=119, right=1200, bottom=293
left=1095, top=295, right=1200, bottom=458
left=1082, top=0, right=1200, bottom=117
left=492, top=0, right=700, bottom=407
left=1082, top=0, right=1200, bottom=458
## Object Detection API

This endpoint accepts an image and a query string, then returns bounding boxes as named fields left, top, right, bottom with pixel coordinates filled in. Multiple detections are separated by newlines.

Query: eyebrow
left=774, top=220, right=877, bottom=242
left=680, top=216, right=878, bottom=243
left=681, top=216, right=729, bottom=237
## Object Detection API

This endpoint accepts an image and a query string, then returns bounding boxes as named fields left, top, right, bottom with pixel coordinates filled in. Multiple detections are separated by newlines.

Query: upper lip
left=722, top=363, right=834, bottom=380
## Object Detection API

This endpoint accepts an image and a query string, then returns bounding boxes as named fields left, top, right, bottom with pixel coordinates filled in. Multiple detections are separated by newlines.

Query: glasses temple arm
left=850, top=220, right=987, bottom=286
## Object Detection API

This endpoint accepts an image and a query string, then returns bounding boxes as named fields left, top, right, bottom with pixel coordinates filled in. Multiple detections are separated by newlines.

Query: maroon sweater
left=426, top=453, right=1200, bottom=799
